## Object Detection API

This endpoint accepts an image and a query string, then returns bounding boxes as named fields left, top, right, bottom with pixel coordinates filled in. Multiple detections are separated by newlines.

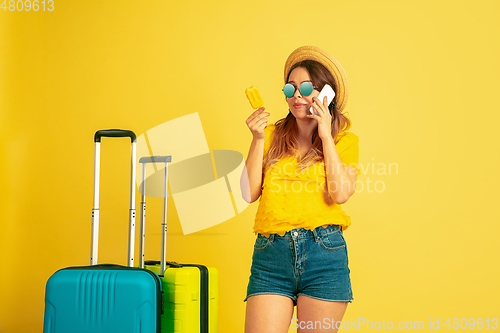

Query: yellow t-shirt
left=253, top=123, right=361, bottom=237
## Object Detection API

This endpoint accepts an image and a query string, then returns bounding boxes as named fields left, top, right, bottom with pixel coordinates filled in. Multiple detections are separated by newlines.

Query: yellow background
left=1, top=0, right=500, bottom=332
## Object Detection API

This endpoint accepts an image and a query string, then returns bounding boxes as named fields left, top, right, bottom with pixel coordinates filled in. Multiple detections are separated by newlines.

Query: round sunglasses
left=283, top=82, right=317, bottom=98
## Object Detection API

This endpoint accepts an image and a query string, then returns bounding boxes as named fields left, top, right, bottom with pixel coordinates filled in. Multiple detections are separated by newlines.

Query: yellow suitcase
left=144, top=261, right=218, bottom=333
left=138, top=156, right=219, bottom=333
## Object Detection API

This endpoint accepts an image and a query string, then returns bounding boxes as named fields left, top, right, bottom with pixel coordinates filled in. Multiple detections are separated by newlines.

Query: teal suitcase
left=44, top=264, right=163, bottom=333
left=43, top=130, right=163, bottom=333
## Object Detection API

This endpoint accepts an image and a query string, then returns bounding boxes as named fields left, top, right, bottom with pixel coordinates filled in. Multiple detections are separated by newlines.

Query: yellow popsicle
left=245, top=85, right=264, bottom=109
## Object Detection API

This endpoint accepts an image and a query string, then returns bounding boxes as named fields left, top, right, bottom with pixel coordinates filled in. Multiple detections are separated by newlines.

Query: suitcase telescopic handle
left=138, top=155, right=172, bottom=275
left=94, top=129, right=137, bottom=143
left=91, top=129, right=137, bottom=267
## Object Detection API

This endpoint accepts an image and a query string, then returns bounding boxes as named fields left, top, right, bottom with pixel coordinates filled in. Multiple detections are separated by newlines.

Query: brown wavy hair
left=262, top=60, right=352, bottom=176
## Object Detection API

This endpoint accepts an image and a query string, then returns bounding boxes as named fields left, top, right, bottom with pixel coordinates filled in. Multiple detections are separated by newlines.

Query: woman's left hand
left=307, top=96, right=332, bottom=140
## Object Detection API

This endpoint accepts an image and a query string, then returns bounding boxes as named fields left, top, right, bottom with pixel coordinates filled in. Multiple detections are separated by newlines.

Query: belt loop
left=312, top=228, right=319, bottom=242
left=270, top=234, right=275, bottom=242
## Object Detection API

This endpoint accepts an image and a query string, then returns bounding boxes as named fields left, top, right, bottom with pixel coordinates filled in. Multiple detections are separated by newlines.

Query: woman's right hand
left=246, top=107, right=270, bottom=141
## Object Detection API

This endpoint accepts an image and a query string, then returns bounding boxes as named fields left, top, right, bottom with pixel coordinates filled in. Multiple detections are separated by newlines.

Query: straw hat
left=284, top=45, right=348, bottom=113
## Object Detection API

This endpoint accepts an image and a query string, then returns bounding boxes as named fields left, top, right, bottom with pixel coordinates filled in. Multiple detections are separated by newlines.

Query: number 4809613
left=1, top=0, right=55, bottom=11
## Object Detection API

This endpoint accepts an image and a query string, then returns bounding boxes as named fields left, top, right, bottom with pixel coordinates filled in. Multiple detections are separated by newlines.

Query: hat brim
left=284, top=46, right=348, bottom=113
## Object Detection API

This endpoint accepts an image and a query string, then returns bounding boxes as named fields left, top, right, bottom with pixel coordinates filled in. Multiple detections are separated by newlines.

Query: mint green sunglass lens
left=283, top=84, right=295, bottom=97
left=300, top=82, right=313, bottom=96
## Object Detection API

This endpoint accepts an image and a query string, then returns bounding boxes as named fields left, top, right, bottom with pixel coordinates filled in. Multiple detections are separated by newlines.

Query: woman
left=241, top=46, right=360, bottom=332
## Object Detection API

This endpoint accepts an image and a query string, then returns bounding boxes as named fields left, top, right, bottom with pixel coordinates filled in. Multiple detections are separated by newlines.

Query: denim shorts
left=244, top=225, right=353, bottom=306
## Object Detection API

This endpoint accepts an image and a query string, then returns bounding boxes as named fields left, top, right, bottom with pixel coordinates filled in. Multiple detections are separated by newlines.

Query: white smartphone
left=310, top=84, right=335, bottom=116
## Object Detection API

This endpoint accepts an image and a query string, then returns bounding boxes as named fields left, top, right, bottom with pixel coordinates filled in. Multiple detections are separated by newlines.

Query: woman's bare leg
left=245, top=294, right=295, bottom=333
left=296, top=295, right=348, bottom=332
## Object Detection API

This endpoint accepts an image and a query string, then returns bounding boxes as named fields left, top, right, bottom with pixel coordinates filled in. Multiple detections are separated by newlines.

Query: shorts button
left=293, top=231, right=298, bottom=236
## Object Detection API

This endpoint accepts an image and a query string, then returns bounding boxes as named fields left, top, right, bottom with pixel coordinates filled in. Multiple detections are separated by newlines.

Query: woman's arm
left=322, top=136, right=357, bottom=204
left=308, top=97, right=357, bottom=204
left=240, top=107, right=270, bottom=203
